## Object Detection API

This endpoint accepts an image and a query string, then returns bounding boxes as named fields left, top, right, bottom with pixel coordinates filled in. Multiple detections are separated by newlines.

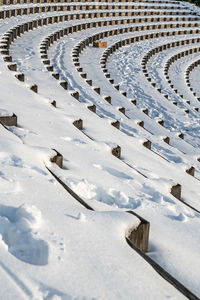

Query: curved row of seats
left=1, top=0, right=197, bottom=117
left=93, top=30, right=200, bottom=114
left=2, top=9, right=199, bottom=61
left=0, top=4, right=197, bottom=21
left=0, top=0, right=188, bottom=6
left=185, top=59, right=200, bottom=100
left=140, top=39, right=200, bottom=111
left=74, top=29, right=200, bottom=142
left=164, top=47, right=200, bottom=103
left=44, top=22, right=200, bottom=123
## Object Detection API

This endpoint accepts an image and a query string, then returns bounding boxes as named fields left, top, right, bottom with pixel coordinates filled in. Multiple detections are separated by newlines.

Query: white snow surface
left=0, top=0, right=200, bottom=299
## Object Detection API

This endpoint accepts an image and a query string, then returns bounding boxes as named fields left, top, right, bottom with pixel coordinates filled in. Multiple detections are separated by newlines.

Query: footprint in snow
left=166, top=212, right=188, bottom=222
left=50, top=233, right=65, bottom=261
left=0, top=204, right=49, bottom=265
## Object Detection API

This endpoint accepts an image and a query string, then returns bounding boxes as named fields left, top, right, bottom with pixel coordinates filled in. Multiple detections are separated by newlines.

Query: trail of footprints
left=0, top=0, right=200, bottom=298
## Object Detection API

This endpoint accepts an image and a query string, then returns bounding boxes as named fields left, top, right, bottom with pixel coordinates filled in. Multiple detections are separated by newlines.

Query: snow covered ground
left=0, top=0, right=200, bottom=299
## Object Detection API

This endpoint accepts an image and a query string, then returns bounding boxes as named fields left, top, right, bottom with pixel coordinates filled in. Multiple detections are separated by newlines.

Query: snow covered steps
left=46, top=163, right=200, bottom=300
left=46, top=164, right=150, bottom=253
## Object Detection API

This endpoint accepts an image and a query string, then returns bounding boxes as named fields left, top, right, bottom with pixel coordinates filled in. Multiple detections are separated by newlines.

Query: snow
left=0, top=0, right=200, bottom=299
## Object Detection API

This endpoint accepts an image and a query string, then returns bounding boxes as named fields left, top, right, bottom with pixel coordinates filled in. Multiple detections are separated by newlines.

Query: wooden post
left=3, top=56, right=12, bottom=62
left=121, top=91, right=127, bottom=97
left=50, top=150, right=63, bottom=168
left=0, top=113, right=17, bottom=126
left=111, top=145, right=121, bottom=159
left=60, top=81, right=68, bottom=90
left=76, top=67, right=83, bottom=72
left=104, top=96, right=111, bottom=104
left=43, top=60, right=50, bottom=65
left=15, top=73, right=24, bottom=82
left=163, top=137, right=170, bottom=144
left=138, top=121, right=144, bottom=128
left=7, top=63, right=17, bottom=71
left=111, top=120, right=120, bottom=129
left=131, top=99, right=137, bottom=106
left=119, top=107, right=126, bottom=115
left=126, top=210, right=150, bottom=253
left=178, top=133, right=184, bottom=140
left=51, top=100, right=56, bottom=107
left=93, top=87, right=100, bottom=94
left=82, top=77, right=91, bottom=85
left=142, top=108, right=148, bottom=115
left=30, top=84, right=38, bottom=93
left=71, top=91, right=79, bottom=101
left=52, top=73, right=59, bottom=80
left=80, top=73, right=87, bottom=79
left=186, top=167, right=195, bottom=177
left=47, top=66, right=53, bottom=72
left=171, top=184, right=181, bottom=200
left=158, top=120, right=164, bottom=126
left=73, top=119, right=83, bottom=130
left=87, top=105, right=96, bottom=113
left=41, top=54, right=48, bottom=59
left=143, top=140, right=151, bottom=150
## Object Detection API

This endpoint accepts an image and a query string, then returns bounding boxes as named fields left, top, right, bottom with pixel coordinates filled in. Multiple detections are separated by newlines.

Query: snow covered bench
left=0, top=3, right=198, bottom=21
